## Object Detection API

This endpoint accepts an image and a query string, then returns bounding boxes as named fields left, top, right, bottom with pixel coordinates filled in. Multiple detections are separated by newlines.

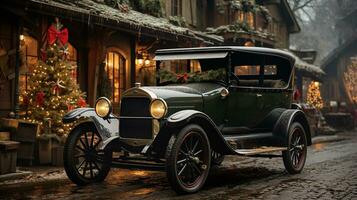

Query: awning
left=154, top=52, right=228, bottom=61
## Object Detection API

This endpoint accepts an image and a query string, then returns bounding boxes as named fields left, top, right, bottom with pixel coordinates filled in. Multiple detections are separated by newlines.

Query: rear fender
left=64, top=108, right=119, bottom=150
left=273, top=109, right=312, bottom=146
left=152, top=110, right=235, bottom=156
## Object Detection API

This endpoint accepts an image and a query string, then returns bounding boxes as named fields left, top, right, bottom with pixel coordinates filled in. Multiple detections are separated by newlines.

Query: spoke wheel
left=211, top=150, right=225, bottom=166
left=166, top=124, right=211, bottom=194
left=282, top=122, right=307, bottom=174
left=64, top=123, right=112, bottom=185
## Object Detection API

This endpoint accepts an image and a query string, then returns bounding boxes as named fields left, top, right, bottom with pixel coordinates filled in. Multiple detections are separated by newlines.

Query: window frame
left=104, top=48, right=128, bottom=106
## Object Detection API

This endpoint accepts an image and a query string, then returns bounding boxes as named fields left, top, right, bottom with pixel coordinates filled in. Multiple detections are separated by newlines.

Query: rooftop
left=24, top=0, right=223, bottom=44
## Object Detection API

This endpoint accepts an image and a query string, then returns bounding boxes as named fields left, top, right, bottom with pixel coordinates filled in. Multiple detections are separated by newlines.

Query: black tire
left=282, top=122, right=307, bottom=174
left=63, top=123, right=112, bottom=185
left=166, top=124, right=211, bottom=194
left=211, top=150, right=225, bottom=166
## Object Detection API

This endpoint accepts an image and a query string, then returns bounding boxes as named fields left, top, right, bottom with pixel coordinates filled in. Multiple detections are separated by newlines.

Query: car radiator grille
left=120, top=97, right=152, bottom=139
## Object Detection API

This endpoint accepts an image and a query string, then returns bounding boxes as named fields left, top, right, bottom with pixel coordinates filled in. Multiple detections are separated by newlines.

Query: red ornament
left=36, top=91, right=45, bottom=106
left=77, top=97, right=86, bottom=108
left=176, top=73, right=189, bottom=82
left=67, top=104, right=74, bottom=112
left=47, top=24, right=68, bottom=46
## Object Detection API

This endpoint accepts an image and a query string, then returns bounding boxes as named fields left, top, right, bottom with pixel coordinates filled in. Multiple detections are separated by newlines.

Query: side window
left=233, top=65, right=261, bottom=87
left=264, top=65, right=277, bottom=75
left=234, top=65, right=260, bottom=76
left=263, top=65, right=287, bottom=88
left=233, top=64, right=286, bottom=88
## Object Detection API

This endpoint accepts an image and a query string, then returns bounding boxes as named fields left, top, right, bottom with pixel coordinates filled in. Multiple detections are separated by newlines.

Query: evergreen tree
left=22, top=18, right=86, bottom=136
left=307, top=81, right=323, bottom=109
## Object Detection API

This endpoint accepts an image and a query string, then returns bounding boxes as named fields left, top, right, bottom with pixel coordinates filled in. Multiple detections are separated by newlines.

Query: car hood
left=141, top=82, right=223, bottom=114
left=142, top=82, right=222, bottom=98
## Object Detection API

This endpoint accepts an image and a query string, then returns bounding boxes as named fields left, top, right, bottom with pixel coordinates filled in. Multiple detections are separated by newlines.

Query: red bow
left=77, top=97, right=87, bottom=108
left=52, top=85, right=61, bottom=95
left=47, top=25, right=68, bottom=45
left=176, top=73, right=188, bottom=82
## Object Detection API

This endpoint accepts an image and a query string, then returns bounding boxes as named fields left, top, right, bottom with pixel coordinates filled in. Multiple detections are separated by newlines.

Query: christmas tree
left=21, top=17, right=86, bottom=136
left=307, top=81, right=323, bottom=109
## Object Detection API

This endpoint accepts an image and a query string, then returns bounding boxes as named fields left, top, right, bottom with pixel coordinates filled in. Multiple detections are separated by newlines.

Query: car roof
left=155, top=46, right=296, bottom=64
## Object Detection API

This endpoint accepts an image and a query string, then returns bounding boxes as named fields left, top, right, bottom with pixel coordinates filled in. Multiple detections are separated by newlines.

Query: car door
left=223, top=65, right=266, bottom=132
left=225, top=86, right=263, bottom=128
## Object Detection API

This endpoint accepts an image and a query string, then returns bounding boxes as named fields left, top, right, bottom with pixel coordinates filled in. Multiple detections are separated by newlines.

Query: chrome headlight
left=95, top=97, right=112, bottom=118
left=150, top=98, right=167, bottom=119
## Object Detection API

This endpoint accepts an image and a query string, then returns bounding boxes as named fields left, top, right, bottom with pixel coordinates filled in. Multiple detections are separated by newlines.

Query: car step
left=235, top=146, right=287, bottom=156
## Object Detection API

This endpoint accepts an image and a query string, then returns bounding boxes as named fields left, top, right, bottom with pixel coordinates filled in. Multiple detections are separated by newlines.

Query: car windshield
left=158, top=59, right=226, bottom=85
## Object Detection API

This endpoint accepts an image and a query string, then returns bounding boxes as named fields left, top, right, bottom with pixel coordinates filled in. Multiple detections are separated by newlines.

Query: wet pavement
left=0, top=132, right=356, bottom=200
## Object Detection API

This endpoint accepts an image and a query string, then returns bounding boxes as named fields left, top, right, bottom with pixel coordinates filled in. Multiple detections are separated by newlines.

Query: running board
left=235, top=146, right=287, bottom=156
left=111, top=159, right=165, bottom=171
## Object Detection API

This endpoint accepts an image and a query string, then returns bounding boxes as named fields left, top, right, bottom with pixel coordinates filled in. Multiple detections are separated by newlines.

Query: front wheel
left=166, top=124, right=211, bottom=194
left=282, top=122, right=307, bottom=174
left=63, top=123, right=112, bottom=185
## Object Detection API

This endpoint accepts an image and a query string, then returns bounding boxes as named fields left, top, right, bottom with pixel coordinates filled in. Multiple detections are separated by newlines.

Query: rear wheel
left=63, top=123, right=112, bottom=185
left=166, top=124, right=211, bottom=194
left=282, top=122, right=307, bottom=174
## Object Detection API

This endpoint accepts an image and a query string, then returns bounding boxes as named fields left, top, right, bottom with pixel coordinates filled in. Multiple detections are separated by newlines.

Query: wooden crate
left=0, top=132, right=10, bottom=141
left=0, top=118, right=19, bottom=129
left=51, top=146, right=64, bottom=166
left=14, top=122, right=38, bottom=166
left=0, top=141, right=19, bottom=175
left=14, top=122, right=38, bottom=142
left=38, top=137, right=52, bottom=164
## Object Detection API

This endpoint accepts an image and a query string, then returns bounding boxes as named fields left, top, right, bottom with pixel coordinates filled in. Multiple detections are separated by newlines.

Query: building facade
left=321, top=3, right=357, bottom=110
left=0, top=0, right=317, bottom=118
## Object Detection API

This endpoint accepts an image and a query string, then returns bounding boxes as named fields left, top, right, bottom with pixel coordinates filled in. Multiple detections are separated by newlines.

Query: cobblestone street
left=0, top=131, right=356, bottom=200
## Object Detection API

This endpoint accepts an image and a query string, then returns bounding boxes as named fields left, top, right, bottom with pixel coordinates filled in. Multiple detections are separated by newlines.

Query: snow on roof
left=29, top=0, right=223, bottom=44
left=284, top=50, right=325, bottom=79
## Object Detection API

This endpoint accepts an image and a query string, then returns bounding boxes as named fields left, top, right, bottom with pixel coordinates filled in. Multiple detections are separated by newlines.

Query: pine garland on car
left=158, top=68, right=226, bottom=84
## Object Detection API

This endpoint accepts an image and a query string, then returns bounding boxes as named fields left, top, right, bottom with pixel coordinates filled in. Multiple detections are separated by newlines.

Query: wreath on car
left=158, top=68, right=226, bottom=84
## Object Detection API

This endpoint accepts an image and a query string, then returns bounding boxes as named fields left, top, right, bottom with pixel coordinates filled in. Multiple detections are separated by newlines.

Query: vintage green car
left=63, top=46, right=311, bottom=194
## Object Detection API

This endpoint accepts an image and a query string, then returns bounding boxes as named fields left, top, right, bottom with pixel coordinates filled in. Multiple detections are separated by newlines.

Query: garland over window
left=216, top=0, right=272, bottom=23
left=158, top=68, right=226, bottom=84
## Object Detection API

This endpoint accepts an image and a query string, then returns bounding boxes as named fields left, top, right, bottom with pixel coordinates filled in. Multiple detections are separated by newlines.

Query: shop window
left=235, top=11, right=255, bottom=29
left=67, top=43, right=78, bottom=83
left=159, top=59, right=202, bottom=74
left=19, top=35, right=38, bottom=94
left=172, top=0, right=182, bottom=16
left=105, top=50, right=126, bottom=105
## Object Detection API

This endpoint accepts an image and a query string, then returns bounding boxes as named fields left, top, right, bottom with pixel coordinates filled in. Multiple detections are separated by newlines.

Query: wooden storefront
left=0, top=0, right=222, bottom=117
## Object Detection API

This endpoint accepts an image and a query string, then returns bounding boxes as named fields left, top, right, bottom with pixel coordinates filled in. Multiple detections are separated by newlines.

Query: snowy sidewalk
left=0, top=166, right=67, bottom=187
left=0, top=133, right=350, bottom=188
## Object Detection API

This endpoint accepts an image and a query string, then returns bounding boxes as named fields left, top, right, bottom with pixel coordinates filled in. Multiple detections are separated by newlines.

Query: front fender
left=273, top=109, right=312, bottom=146
left=159, top=110, right=235, bottom=155
left=63, top=108, right=119, bottom=150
